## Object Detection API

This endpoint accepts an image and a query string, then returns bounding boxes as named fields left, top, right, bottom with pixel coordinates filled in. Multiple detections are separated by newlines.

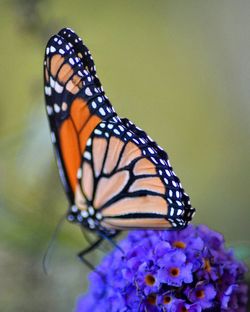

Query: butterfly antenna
left=80, top=227, right=95, bottom=245
left=42, top=214, right=66, bottom=275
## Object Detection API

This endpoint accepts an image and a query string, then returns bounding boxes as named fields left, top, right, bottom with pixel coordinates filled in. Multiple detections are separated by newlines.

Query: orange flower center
left=170, top=267, right=180, bottom=277
left=147, top=294, right=156, bottom=305
left=145, top=274, right=156, bottom=286
left=173, top=241, right=186, bottom=249
left=196, top=289, right=205, bottom=299
left=163, top=295, right=172, bottom=304
left=204, top=258, right=211, bottom=272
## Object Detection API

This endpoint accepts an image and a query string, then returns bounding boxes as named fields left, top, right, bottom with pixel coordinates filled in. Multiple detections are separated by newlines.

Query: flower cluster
left=75, top=225, right=248, bottom=311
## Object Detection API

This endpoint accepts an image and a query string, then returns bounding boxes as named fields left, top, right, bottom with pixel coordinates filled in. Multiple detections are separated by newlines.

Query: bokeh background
left=0, top=1, right=249, bottom=311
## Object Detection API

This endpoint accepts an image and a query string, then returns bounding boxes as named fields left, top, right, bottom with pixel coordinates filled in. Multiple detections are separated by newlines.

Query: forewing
left=44, top=28, right=117, bottom=204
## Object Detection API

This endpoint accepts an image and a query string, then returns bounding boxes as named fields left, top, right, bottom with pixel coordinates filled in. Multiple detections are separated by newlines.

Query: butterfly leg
left=80, top=227, right=108, bottom=253
left=97, top=231, right=124, bottom=254
left=77, top=237, right=103, bottom=271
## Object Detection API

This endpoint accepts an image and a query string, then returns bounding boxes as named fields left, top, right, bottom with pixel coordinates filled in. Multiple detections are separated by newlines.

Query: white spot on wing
left=50, top=77, right=55, bottom=88
left=69, top=58, right=75, bottom=65
left=96, top=212, right=102, bottom=220
left=148, top=147, right=155, bottom=154
left=54, top=103, right=60, bottom=113
left=45, top=86, right=52, bottom=96
left=77, top=168, right=82, bottom=179
left=81, top=210, right=88, bottom=218
left=85, top=87, right=92, bottom=96
left=165, top=170, right=171, bottom=177
left=172, top=181, right=178, bottom=187
left=86, top=138, right=92, bottom=146
left=177, top=209, right=182, bottom=216
left=50, top=46, right=56, bottom=53
left=46, top=105, right=53, bottom=115
left=94, top=129, right=102, bottom=135
left=151, top=157, right=158, bottom=164
left=118, top=125, right=124, bottom=132
left=51, top=132, right=56, bottom=143
left=164, top=178, right=169, bottom=184
left=84, top=151, right=91, bottom=160
left=99, top=107, right=105, bottom=116
left=71, top=205, right=78, bottom=212
left=55, top=82, right=63, bottom=94
left=88, top=207, right=95, bottom=215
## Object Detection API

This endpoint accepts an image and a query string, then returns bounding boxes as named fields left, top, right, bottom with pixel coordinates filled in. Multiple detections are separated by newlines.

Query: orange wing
left=44, top=30, right=116, bottom=203
left=59, top=99, right=101, bottom=192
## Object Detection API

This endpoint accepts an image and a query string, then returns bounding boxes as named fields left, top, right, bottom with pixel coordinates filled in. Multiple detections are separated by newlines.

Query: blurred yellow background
left=0, top=1, right=249, bottom=311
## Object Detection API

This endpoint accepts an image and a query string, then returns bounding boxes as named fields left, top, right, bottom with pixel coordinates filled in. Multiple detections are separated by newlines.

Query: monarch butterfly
left=44, top=28, right=195, bottom=248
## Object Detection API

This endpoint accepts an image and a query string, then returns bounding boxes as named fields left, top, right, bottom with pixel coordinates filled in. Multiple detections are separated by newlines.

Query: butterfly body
left=44, top=28, right=195, bottom=238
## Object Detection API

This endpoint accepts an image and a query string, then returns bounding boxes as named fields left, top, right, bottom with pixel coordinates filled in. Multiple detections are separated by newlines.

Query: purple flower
left=186, top=282, right=216, bottom=309
left=75, top=225, right=248, bottom=311
left=157, top=250, right=193, bottom=287
left=174, top=299, right=202, bottom=312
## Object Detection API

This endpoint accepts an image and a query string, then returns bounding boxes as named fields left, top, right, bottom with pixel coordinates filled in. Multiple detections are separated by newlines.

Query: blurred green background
left=0, top=1, right=249, bottom=311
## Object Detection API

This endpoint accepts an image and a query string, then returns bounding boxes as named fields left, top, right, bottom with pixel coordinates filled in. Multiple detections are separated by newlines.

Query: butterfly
left=44, top=27, right=195, bottom=244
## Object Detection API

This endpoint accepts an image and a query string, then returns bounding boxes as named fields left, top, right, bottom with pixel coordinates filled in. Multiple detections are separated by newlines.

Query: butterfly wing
left=70, top=119, right=195, bottom=231
left=120, top=118, right=194, bottom=223
left=44, top=28, right=116, bottom=204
